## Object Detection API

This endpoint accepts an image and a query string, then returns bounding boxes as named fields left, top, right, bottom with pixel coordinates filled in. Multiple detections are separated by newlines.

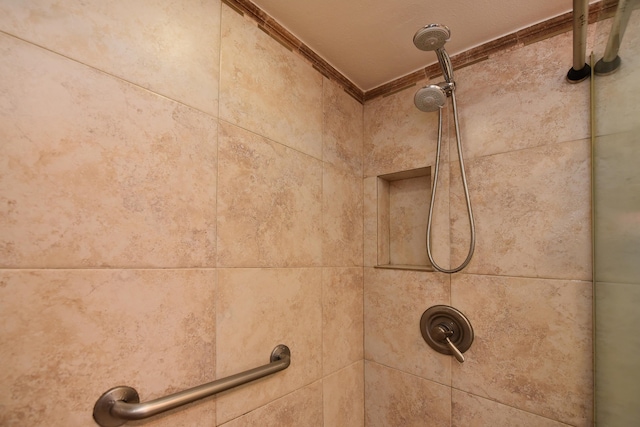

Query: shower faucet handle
left=430, top=324, right=465, bottom=363
left=420, top=305, right=474, bottom=364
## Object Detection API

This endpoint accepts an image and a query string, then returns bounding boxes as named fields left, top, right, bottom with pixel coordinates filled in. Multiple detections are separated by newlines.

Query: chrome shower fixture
left=413, top=23, right=455, bottom=85
left=414, top=82, right=453, bottom=112
left=413, top=23, right=450, bottom=51
left=412, top=24, right=476, bottom=274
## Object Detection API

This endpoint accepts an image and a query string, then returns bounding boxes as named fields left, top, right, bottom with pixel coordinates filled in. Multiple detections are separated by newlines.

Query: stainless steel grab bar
left=93, top=345, right=291, bottom=427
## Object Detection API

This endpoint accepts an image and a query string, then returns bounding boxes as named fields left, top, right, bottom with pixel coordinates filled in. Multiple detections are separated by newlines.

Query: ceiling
left=250, top=0, right=576, bottom=91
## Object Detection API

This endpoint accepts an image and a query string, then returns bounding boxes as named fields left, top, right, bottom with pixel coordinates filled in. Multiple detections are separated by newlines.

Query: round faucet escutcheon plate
left=420, top=305, right=474, bottom=358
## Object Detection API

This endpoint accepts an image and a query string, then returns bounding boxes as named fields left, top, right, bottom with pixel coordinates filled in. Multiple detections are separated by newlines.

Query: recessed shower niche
left=376, top=167, right=435, bottom=271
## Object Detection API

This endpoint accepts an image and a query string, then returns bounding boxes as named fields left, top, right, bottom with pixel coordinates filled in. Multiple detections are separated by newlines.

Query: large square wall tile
left=364, top=268, right=451, bottom=385
left=452, top=389, right=572, bottom=427
left=322, top=268, right=363, bottom=375
left=323, top=362, right=364, bottom=427
left=453, top=29, right=590, bottom=160
left=216, top=268, right=322, bottom=423
left=323, top=78, right=364, bottom=176
left=0, top=0, right=221, bottom=115
left=363, top=80, right=446, bottom=177
left=219, top=381, right=323, bottom=427
left=365, top=361, right=451, bottom=427
left=452, top=274, right=593, bottom=426
left=322, top=164, right=363, bottom=267
left=0, top=33, right=217, bottom=268
left=0, top=269, right=216, bottom=427
left=450, top=139, right=591, bottom=280
left=219, top=4, right=323, bottom=159
left=217, top=122, right=322, bottom=267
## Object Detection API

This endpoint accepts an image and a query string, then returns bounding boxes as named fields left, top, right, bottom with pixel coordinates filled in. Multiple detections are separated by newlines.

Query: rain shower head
left=413, top=24, right=450, bottom=51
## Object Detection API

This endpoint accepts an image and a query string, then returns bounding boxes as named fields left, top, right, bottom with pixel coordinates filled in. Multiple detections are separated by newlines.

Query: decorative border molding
left=222, top=0, right=364, bottom=102
left=223, top=0, right=617, bottom=104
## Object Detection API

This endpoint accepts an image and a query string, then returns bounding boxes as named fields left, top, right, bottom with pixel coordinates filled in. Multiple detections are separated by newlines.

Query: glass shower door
left=592, top=3, right=640, bottom=425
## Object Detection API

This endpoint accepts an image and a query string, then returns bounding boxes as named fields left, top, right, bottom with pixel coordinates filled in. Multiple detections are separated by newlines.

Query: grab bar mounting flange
left=93, top=386, right=140, bottom=427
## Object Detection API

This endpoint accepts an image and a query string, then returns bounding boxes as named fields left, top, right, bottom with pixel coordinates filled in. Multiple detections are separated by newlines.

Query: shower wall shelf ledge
left=376, top=167, right=435, bottom=272
left=375, top=264, right=434, bottom=272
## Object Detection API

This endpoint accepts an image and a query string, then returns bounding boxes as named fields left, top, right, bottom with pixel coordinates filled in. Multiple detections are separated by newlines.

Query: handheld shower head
left=414, top=83, right=449, bottom=112
left=412, top=24, right=476, bottom=274
left=413, top=24, right=450, bottom=51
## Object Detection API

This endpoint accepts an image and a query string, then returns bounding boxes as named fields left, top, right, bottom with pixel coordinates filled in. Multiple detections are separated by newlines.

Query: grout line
left=359, top=267, right=592, bottom=283
left=364, top=360, right=577, bottom=425
left=0, top=267, right=219, bottom=271
left=0, top=30, right=218, bottom=119
left=0, top=266, right=346, bottom=271
left=0, top=30, right=220, bottom=120
left=213, top=10, right=222, bottom=422
left=364, top=359, right=453, bottom=389
left=452, top=136, right=593, bottom=165
left=217, top=118, right=323, bottom=162
left=451, top=271, right=593, bottom=283
left=449, top=385, right=576, bottom=426
left=213, top=268, right=220, bottom=426
left=216, top=0, right=224, bottom=271
left=320, top=267, right=325, bottom=381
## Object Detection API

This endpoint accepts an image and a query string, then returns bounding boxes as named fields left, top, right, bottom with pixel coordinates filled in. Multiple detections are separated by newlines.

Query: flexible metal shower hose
left=426, top=90, right=476, bottom=273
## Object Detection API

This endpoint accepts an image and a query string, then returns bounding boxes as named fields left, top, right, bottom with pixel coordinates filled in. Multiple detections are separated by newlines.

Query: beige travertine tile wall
left=365, top=361, right=451, bottom=427
left=0, top=31, right=219, bottom=268
left=0, top=1, right=602, bottom=426
left=0, top=0, right=221, bottom=116
left=0, top=2, right=363, bottom=426
left=0, top=269, right=217, bottom=427
left=363, top=26, right=594, bottom=427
